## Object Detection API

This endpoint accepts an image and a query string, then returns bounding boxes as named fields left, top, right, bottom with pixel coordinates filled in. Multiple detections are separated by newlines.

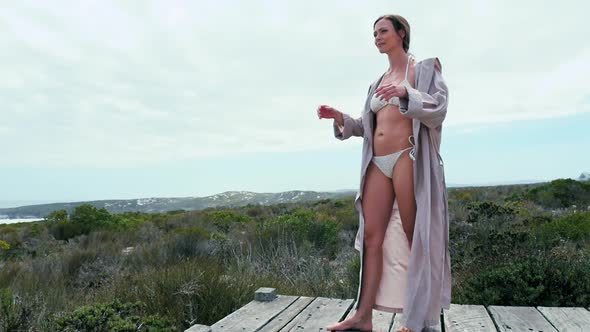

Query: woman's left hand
left=375, top=84, right=408, bottom=100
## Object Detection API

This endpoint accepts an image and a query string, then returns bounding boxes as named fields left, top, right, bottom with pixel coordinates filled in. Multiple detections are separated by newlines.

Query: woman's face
left=373, top=18, right=404, bottom=54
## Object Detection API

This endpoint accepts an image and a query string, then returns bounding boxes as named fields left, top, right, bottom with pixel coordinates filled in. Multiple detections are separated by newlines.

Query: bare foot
left=396, top=327, right=412, bottom=332
left=326, top=313, right=372, bottom=331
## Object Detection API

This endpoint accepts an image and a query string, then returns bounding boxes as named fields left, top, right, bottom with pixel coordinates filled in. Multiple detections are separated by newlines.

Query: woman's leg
left=327, top=161, right=394, bottom=331
left=392, top=149, right=417, bottom=332
left=357, top=162, right=396, bottom=314
left=392, top=149, right=416, bottom=247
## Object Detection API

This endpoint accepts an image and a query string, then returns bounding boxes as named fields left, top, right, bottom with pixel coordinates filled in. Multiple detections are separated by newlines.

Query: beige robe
left=332, top=57, right=451, bottom=331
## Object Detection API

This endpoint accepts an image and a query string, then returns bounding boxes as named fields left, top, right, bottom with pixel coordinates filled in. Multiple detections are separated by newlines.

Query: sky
left=0, top=0, right=588, bottom=207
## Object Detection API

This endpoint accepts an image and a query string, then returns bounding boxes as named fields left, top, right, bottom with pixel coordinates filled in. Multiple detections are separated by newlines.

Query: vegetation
left=0, top=178, right=589, bottom=331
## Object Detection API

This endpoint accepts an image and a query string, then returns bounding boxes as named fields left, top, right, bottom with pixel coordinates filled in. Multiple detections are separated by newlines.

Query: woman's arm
left=319, top=84, right=371, bottom=140
left=399, top=58, right=448, bottom=129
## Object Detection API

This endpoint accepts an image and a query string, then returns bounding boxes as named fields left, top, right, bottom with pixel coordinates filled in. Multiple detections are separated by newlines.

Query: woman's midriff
left=372, top=104, right=413, bottom=156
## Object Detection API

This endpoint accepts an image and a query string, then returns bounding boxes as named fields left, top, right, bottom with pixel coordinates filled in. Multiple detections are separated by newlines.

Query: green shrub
left=210, top=232, right=227, bottom=241
left=168, top=226, right=212, bottom=259
left=62, top=249, right=99, bottom=284
left=206, top=210, right=253, bottom=233
left=460, top=257, right=546, bottom=305
left=0, top=288, right=43, bottom=332
left=451, top=190, right=474, bottom=202
left=313, top=199, right=358, bottom=232
left=45, top=210, right=69, bottom=223
left=0, top=238, right=18, bottom=260
left=466, top=229, right=532, bottom=265
left=105, top=215, right=144, bottom=232
left=535, top=211, right=590, bottom=247
left=0, top=288, right=24, bottom=331
left=256, top=209, right=341, bottom=256
left=47, top=205, right=137, bottom=240
left=456, top=252, right=590, bottom=306
left=524, top=178, right=590, bottom=209
left=71, top=205, right=112, bottom=229
left=0, top=225, right=19, bottom=234
left=52, top=299, right=176, bottom=331
left=28, top=223, right=43, bottom=237
left=0, top=240, right=10, bottom=250
left=49, top=220, right=87, bottom=241
left=173, top=226, right=210, bottom=239
left=206, top=210, right=253, bottom=224
left=466, top=201, right=515, bottom=223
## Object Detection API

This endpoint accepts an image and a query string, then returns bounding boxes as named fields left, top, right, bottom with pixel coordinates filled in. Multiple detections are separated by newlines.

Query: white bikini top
left=370, top=56, right=412, bottom=113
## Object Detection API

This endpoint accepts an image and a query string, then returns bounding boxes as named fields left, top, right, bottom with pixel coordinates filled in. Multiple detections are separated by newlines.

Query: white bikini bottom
left=371, top=135, right=415, bottom=178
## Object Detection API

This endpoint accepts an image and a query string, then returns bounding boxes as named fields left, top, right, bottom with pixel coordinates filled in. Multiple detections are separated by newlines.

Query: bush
left=206, top=210, right=253, bottom=224
left=50, top=220, right=87, bottom=241
left=206, top=210, right=253, bottom=233
left=256, top=209, right=341, bottom=257
left=0, top=240, right=10, bottom=250
left=0, top=288, right=44, bottom=332
left=52, top=299, right=176, bottom=332
left=169, top=226, right=212, bottom=259
left=466, top=201, right=515, bottom=223
left=456, top=251, right=590, bottom=306
left=451, top=190, right=474, bottom=202
left=45, top=210, right=68, bottom=223
left=174, top=226, right=210, bottom=239
left=47, top=205, right=138, bottom=241
left=466, top=229, right=532, bottom=265
left=71, top=205, right=112, bottom=230
left=524, top=178, right=590, bottom=209
left=460, top=257, right=546, bottom=305
left=534, top=211, right=590, bottom=247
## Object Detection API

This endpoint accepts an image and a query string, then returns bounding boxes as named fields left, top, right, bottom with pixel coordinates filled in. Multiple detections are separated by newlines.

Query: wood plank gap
left=485, top=305, right=502, bottom=332
left=487, top=305, right=557, bottom=332
left=537, top=306, right=590, bottom=331
left=258, top=296, right=316, bottom=332
left=444, top=304, right=496, bottom=331
left=210, top=295, right=299, bottom=331
left=277, top=297, right=355, bottom=331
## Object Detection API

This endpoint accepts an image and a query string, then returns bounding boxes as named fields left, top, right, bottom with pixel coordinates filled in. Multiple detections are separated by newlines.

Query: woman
left=317, top=15, right=451, bottom=332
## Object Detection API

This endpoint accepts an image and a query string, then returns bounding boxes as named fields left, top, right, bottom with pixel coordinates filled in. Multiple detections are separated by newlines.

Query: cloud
left=0, top=0, right=588, bottom=167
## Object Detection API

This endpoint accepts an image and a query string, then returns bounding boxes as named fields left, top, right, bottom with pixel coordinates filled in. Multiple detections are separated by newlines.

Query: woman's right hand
left=316, top=105, right=340, bottom=120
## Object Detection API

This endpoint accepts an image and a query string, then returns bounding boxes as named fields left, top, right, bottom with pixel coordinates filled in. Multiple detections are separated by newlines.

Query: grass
left=1, top=180, right=589, bottom=331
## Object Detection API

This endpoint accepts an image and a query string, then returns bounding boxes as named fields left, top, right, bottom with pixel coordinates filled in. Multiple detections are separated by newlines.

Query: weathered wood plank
left=443, top=304, right=496, bottom=332
left=391, top=313, right=442, bottom=332
left=184, top=324, right=211, bottom=332
left=277, top=297, right=354, bottom=331
left=343, top=306, right=395, bottom=332
left=487, top=306, right=557, bottom=332
left=208, top=295, right=298, bottom=332
left=537, top=306, right=590, bottom=331
left=258, top=296, right=315, bottom=332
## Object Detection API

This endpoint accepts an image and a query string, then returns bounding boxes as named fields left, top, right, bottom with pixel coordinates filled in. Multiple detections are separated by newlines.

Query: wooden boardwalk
left=186, top=287, right=590, bottom=332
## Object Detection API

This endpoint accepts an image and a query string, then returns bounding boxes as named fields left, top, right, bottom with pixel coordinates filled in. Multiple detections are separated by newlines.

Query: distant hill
left=3, top=174, right=586, bottom=219
left=0, top=190, right=356, bottom=219
left=446, top=180, right=547, bottom=187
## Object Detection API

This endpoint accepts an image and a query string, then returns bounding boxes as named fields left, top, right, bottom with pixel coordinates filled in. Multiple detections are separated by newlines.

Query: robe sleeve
left=333, top=113, right=364, bottom=140
left=399, top=58, right=448, bottom=129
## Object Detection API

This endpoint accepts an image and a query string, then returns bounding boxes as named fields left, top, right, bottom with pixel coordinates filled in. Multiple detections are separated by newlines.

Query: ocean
left=0, top=218, right=42, bottom=225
